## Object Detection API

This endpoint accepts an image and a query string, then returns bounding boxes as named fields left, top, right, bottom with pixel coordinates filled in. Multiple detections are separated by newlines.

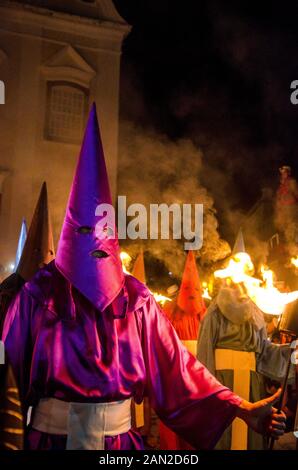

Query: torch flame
left=214, top=255, right=298, bottom=316
left=249, top=265, right=298, bottom=315
left=151, top=292, right=172, bottom=306
left=214, top=253, right=258, bottom=284
left=291, top=256, right=298, bottom=268
left=260, top=265, right=273, bottom=288
left=120, top=251, right=132, bottom=274
left=202, top=281, right=212, bottom=300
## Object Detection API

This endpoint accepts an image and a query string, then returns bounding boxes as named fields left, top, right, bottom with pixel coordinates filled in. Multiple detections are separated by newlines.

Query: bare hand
left=236, top=389, right=286, bottom=439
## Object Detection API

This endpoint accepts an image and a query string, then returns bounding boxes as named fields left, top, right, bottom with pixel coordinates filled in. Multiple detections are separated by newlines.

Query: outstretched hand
left=236, top=389, right=286, bottom=439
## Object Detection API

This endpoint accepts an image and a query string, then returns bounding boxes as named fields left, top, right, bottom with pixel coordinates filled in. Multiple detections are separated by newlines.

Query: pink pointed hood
left=55, top=103, right=125, bottom=312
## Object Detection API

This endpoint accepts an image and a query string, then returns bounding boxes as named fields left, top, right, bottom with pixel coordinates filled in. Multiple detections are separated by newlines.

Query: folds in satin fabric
left=2, top=262, right=241, bottom=450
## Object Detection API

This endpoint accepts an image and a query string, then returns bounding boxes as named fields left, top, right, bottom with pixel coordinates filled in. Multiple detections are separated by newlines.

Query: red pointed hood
left=55, top=103, right=124, bottom=312
left=164, top=251, right=206, bottom=341
left=177, top=251, right=206, bottom=318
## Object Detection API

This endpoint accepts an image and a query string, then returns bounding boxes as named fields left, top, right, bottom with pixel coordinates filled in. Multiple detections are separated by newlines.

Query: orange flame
left=202, top=281, right=212, bottom=300
left=152, top=292, right=172, bottom=306
left=120, top=251, right=132, bottom=274
left=214, top=255, right=298, bottom=315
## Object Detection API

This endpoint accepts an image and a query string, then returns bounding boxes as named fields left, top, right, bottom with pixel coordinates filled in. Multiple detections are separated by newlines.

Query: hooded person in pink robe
left=2, top=104, right=286, bottom=450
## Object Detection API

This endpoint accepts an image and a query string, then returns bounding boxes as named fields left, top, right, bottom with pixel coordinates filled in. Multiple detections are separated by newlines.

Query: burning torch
left=269, top=300, right=298, bottom=449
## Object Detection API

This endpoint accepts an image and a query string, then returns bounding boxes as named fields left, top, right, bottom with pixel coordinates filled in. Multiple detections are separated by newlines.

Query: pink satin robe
left=2, top=262, right=241, bottom=450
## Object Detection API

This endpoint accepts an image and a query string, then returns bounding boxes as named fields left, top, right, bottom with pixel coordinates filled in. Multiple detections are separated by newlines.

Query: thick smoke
left=118, top=121, right=230, bottom=277
left=117, top=1, right=298, bottom=282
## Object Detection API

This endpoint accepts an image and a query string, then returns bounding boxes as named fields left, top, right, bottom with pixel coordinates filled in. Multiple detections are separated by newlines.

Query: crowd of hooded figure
left=159, top=234, right=297, bottom=451
left=0, top=104, right=289, bottom=451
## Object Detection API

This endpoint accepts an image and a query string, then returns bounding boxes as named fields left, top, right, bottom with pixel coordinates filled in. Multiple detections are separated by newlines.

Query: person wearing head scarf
left=2, top=105, right=286, bottom=450
left=197, top=231, right=294, bottom=450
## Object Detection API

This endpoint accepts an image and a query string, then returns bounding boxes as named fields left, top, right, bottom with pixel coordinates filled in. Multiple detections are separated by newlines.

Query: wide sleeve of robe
left=256, top=327, right=295, bottom=382
left=2, top=282, right=242, bottom=450
left=140, top=295, right=242, bottom=450
left=1, top=287, right=36, bottom=409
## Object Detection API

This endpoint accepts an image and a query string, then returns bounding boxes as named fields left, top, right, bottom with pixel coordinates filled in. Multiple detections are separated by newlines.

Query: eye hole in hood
left=77, top=226, right=94, bottom=234
left=91, top=249, right=109, bottom=259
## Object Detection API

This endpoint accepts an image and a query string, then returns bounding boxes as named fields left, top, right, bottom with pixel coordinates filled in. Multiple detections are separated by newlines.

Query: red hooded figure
left=164, top=250, right=206, bottom=347
left=160, top=250, right=206, bottom=449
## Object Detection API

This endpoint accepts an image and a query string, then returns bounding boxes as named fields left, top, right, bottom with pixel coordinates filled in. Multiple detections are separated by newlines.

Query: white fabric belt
left=32, top=397, right=132, bottom=450
left=215, top=349, right=255, bottom=450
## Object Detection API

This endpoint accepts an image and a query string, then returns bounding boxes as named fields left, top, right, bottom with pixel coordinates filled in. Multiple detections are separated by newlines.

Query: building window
left=45, top=82, right=88, bottom=144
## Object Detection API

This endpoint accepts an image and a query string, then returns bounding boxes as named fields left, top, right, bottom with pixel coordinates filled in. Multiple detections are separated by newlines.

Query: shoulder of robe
left=22, top=260, right=67, bottom=309
left=202, top=300, right=220, bottom=322
left=0, top=273, right=24, bottom=296
left=124, top=274, right=152, bottom=313
left=22, top=267, right=153, bottom=316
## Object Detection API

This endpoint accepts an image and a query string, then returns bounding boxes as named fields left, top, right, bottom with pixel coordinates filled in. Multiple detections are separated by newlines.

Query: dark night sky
left=115, top=0, right=298, bottom=239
